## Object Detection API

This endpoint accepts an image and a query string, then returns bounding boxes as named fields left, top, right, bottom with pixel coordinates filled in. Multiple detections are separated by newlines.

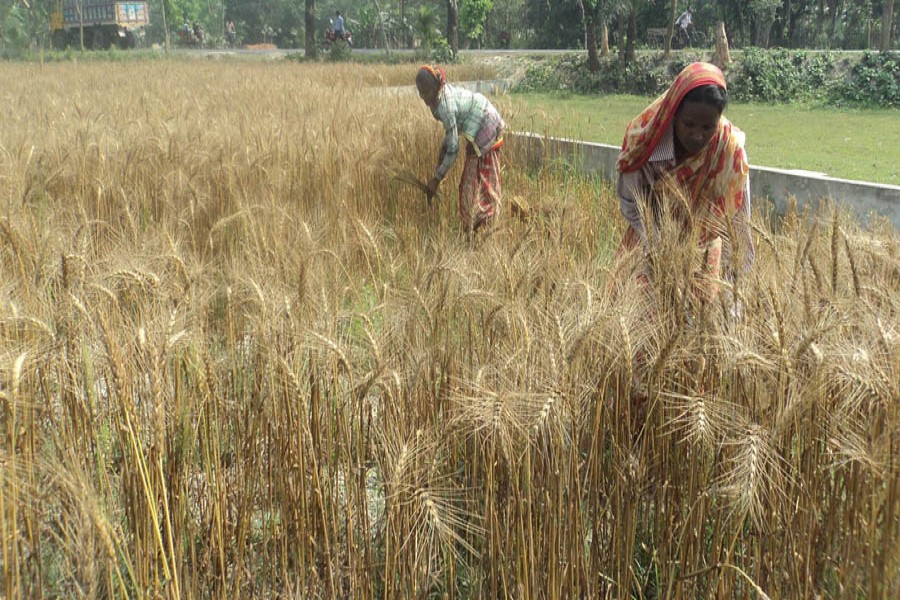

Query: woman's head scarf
left=617, top=62, right=749, bottom=221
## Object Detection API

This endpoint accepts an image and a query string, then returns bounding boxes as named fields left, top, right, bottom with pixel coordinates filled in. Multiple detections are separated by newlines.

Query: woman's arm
left=617, top=170, right=650, bottom=242
left=733, top=176, right=755, bottom=274
left=434, top=121, right=459, bottom=182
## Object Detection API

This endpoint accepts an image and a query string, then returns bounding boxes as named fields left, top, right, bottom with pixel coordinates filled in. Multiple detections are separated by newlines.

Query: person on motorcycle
left=675, top=6, right=693, bottom=47
left=333, top=11, right=345, bottom=41
left=193, top=22, right=204, bottom=45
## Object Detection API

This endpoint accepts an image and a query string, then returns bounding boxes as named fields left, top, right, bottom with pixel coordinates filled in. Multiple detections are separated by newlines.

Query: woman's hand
left=425, top=177, right=440, bottom=203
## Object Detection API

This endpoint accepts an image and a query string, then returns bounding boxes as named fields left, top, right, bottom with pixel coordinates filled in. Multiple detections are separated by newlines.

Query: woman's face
left=674, top=100, right=721, bottom=156
left=417, top=79, right=439, bottom=108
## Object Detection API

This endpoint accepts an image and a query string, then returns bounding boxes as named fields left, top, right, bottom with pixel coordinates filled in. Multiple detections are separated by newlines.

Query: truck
left=50, top=1, right=149, bottom=50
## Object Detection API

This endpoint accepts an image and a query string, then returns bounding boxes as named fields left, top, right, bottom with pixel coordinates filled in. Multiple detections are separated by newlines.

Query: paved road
left=178, top=46, right=868, bottom=59
left=172, top=47, right=577, bottom=59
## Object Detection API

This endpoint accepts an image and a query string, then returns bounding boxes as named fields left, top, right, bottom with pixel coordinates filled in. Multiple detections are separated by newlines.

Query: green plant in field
left=326, top=38, right=352, bottom=62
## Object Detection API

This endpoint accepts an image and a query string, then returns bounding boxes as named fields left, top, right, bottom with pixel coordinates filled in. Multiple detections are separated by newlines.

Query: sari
left=616, top=62, right=750, bottom=271
left=458, top=138, right=503, bottom=232
left=420, top=65, right=504, bottom=233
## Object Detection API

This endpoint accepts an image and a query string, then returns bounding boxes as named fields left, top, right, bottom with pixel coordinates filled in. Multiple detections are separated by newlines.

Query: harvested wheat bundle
left=386, top=164, right=440, bottom=202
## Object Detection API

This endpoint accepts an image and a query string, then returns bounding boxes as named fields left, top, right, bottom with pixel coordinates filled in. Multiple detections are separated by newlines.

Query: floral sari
left=616, top=62, right=749, bottom=259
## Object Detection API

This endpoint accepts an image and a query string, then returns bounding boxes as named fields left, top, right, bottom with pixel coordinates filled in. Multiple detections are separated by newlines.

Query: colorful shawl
left=418, top=64, right=447, bottom=91
left=616, top=62, right=749, bottom=237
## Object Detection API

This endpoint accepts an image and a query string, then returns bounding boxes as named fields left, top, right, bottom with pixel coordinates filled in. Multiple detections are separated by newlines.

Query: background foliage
left=513, top=48, right=900, bottom=106
left=7, top=0, right=898, bottom=51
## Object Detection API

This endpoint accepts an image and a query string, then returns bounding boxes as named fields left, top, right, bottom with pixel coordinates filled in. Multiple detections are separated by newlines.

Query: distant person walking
left=225, top=18, right=237, bottom=47
left=416, top=65, right=505, bottom=236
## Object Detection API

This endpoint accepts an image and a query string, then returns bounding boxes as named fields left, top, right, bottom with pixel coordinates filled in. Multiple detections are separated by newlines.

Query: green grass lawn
left=506, top=92, right=900, bottom=185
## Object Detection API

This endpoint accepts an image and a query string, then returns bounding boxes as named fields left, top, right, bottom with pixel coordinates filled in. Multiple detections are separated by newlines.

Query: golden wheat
left=0, top=59, right=897, bottom=599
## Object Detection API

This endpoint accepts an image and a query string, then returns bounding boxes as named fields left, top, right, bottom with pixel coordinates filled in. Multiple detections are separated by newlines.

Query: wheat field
left=0, top=60, right=898, bottom=599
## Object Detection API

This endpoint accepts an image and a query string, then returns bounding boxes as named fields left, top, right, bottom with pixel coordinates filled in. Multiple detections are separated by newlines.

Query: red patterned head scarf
left=417, top=64, right=447, bottom=92
left=617, top=62, right=727, bottom=173
left=617, top=62, right=749, bottom=223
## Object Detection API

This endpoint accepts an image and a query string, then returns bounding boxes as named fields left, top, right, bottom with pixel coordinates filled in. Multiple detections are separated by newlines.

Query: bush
left=728, top=48, right=836, bottom=103
left=511, top=49, right=900, bottom=109
left=414, top=39, right=457, bottom=65
left=829, top=51, right=900, bottom=107
left=512, top=53, right=703, bottom=97
left=429, top=39, right=456, bottom=64
left=326, top=39, right=352, bottom=62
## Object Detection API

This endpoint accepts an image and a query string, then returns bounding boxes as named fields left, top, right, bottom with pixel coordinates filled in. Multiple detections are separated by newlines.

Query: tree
left=370, top=0, right=391, bottom=52
left=712, top=0, right=730, bottom=66
left=460, top=0, right=492, bottom=48
left=713, top=19, right=730, bottom=65
left=447, top=0, right=459, bottom=55
left=305, top=0, right=317, bottom=58
left=576, top=0, right=601, bottom=71
left=881, top=0, right=895, bottom=51
left=413, top=4, right=439, bottom=49
left=524, top=0, right=583, bottom=48
left=625, top=4, right=636, bottom=61
left=487, top=0, right=525, bottom=47
left=0, top=1, right=27, bottom=54
left=664, top=0, right=676, bottom=57
left=748, top=0, right=779, bottom=47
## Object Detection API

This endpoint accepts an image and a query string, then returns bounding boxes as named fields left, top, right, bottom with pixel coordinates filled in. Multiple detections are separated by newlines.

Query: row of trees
left=295, top=1, right=896, bottom=57
left=0, top=0, right=895, bottom=55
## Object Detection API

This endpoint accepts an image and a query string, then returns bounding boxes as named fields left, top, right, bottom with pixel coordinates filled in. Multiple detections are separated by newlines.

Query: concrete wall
left=505, top=132, right=900, bottom=229
left=391, top=78, right=516, bottom=96
left=388, top=80, right=898, bottom=228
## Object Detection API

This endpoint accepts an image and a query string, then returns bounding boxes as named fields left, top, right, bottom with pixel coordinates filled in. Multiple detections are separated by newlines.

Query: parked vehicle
left=50, top=1, right=149, bottom=50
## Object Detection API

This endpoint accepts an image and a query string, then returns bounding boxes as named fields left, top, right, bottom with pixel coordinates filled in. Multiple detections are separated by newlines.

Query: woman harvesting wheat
left=616, top=62, right=755, bottom=296
left=416, top=65, right=505, bottom=237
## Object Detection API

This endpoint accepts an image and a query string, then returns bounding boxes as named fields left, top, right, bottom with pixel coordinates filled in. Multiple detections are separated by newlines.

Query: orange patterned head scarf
left=617, top=62, right=749, bottom=222
left=617, top=62, right=727, bottom=173
left=416, top=64, right=447, bottom=92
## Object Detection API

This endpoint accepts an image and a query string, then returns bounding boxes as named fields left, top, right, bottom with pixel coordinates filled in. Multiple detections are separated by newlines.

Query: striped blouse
left=430, top=84, right=504, bottom=181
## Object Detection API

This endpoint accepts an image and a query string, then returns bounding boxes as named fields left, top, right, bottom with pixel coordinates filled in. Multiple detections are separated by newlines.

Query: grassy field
left=0, top=60, right=898, bottom=599
left=508, top=92, right=900, bottom=185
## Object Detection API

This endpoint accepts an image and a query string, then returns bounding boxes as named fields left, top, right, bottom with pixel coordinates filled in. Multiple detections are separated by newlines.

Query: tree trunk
left=159, top=0, right=170, bottom=51
left=664, top=0, right=677, bottom=58
left=305, top=0, right=317, bottom=59
left=734, top=0, right=747, bottom=47
left=882, top=0, right=895, bottom=51
left=617, top=13, right=626, bottom=61
left=828, top=0, right=839, bottom=47
left=600, top=22, right=609, bottom=56
left=577, top=0, right=601, bottom=71
left=625, top=10, right=636, bottom=62
left=400, top=0, right=406, bottom=48
left=816, top=0, right=826, bottom=46
left=371, top=0, right=391, bottom=53
left=713, top=21, right=731, bottom=67
left=447, top=0, right=459, bottom=57
left=760, top=18, right=774, bottom=49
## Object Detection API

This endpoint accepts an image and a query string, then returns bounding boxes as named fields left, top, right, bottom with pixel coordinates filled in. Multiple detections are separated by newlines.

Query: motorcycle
left=177, top=26, right=205, bottom=48
left=323, top=27, right=352, bottom=49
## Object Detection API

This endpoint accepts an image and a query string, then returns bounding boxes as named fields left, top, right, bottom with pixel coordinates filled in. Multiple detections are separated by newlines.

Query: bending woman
left=616, top=62, right=754, bottom=289
left=416, top=65, right=505, bottom=235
